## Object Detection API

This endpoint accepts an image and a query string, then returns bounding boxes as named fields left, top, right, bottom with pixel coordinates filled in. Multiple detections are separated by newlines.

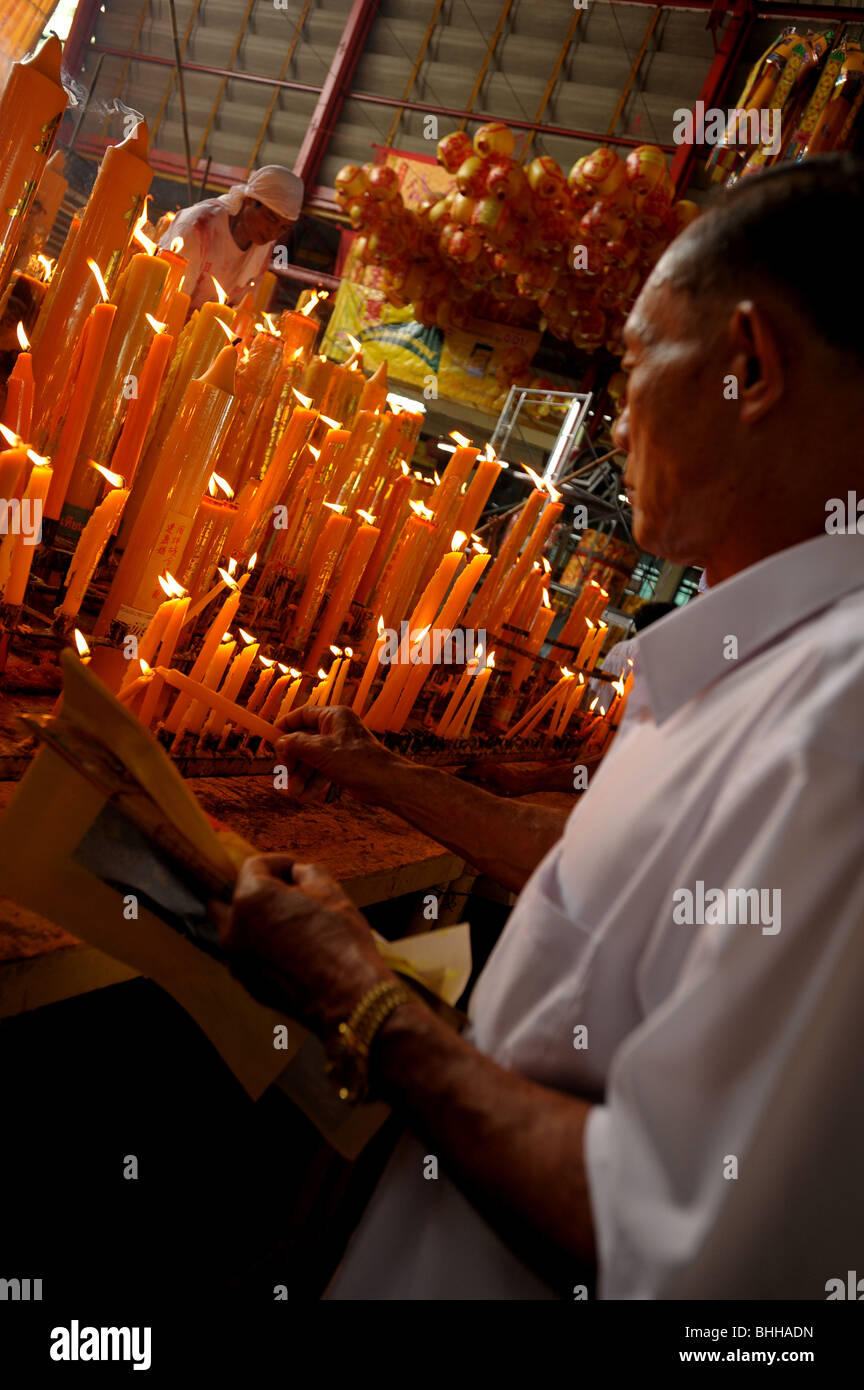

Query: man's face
left=242, top=198, right=295, bottom=245
left=613, top=254, right=740, bottom=567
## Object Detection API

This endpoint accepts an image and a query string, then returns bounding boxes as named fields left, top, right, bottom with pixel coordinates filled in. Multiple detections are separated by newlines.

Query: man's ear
left=727, top=300, right=784, bottom=424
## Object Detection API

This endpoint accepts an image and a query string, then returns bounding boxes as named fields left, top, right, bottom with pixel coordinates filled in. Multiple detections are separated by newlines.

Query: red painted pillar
left=293, top=0, right=380, bottom=190
left=670, top=0, right=754, bottom=196
left=62, top=0, right=103, bottom=80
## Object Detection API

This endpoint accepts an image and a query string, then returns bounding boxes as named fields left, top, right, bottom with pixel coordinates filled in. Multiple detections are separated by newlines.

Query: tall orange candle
left=0, top=450, right=51, bottom=605
left=465, top=486, right=546, bottom=629
left=290, top=504, right=352, bottom=649
left=436, top=655, right=480, bottom=737
left=99, top=346, right=237, bottom=629
left=108, top=320, right=174, bottom=488
left=44, top=295, right=117, bottom=522
left=247, top=656, right=277, bottom=713
left=231, top=400, right=318, bottom=557
left=177, top=638, right=237, bottom=739
left=354, top=468, right=412, bottom=608
left=158, top=665, right=279, bottom=744
left=0, top=37, right=67, bottom=297
left=59, top=465, right=129, bottom=617
left=30, top=124, right=152, bottom=442
left=2, top=332, right=34, bottom=440
left=304, top=514, right=380, bottom=670
left=454, top=450, right=505, bottom=539
left=202, top=630, right=259, bottom=737
left=352, top=618, right=386, bottom=717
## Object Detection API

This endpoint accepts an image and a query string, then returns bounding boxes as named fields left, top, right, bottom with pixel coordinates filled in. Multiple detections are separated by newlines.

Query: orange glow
left=211, top=277, right=228, bottom=305
left=16, top=322, right=29, bottom=352
left=209, top=471, right=234, bottom=499
left=450, top=431, right=471, bottom=448
left=145, top=313, right=167, bottom=333
left=73, top=629, right=90, bottom=658
left=170, top=236, right=184, bottom=254
left=292, top=388, right=313, bottom=408
left=218, top=567, right=240, bottom=592
left=0, top=424, right=20, bottom=447
left=358, top=510, right=376, bottom=525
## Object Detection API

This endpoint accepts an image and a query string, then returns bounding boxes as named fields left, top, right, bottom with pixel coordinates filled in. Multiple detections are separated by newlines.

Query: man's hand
left=216, top=852, right=394, bottom=1032
left=275, top=704, right=403, bottom=804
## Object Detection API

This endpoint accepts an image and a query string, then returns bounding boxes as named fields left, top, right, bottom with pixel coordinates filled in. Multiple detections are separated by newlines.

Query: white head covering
left=217, top=165, right=304, bottom=221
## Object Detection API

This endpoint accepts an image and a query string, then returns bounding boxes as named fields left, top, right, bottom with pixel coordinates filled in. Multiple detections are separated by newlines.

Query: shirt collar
left=633, top=532, right=864, bottom=725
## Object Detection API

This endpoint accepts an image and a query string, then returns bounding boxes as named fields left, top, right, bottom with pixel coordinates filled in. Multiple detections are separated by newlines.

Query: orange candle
left=436, top=656, right=480, bottom=737
left=108, top=321, right=174, bottom=488
left=158, top=665, right=279, bottom=743
left=230, top=401, right=318, bottom=557
left=453, top=654, right=495, bottom=738
left=99, top=346, right=237, bottom=629
left=0, top=37, right=67, bottom=297
left=30, top=124, right=152, bottom=442
left=2, top=339, right=34, bottom=440
left=290, top=505, right=353, bottom=649
left=354, top=468, right=412, bottom=607
left=279, top=309, right=319, bottom=362
left=576, top=620, right=596, bottom=669
left=179, top=638, right=236, bottom=738
left=0, top=450, right=51, bottom=605
left=496, top=498, right=564, bottom=627
left=352, top=618, right=386, bottom=717
left=275, top=673, right=303, bottom=720
left=259, top=668, right=292, bottom=721
left=454, top=450, right=504, bottom=538
left=389, top=549, right=491, bottom=732
left=511, top=593, right=556, bottom=689
left=304, top=514, right=380, bottom=670
left=372, top=505, right=436, bottom=637
left=203, top=629, right=259, bottom=736
left=246, top=656, right=277, bottom=713
left=0, top=428, right=28, bottom=501
left=44, top=297, right=117, bottom=521
left=358, top=362, right=387, bottom=413
left=59, top=465, right=130, bottom=617
left=465, top=487, right=546, bottom=629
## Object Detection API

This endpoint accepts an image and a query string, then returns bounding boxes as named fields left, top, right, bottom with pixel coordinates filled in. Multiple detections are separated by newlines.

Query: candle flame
left=292, top=388, right=313, bottom=408
left=542, top=557, right=551, bottom=573
left=290, top=668, right=301, bottom=679
left=599, top=705, right=607, bottom=717
left=323, top=501, right=345, bottom=513
left=145, top=313, right=167, bottom=334
left=218, top=567, right=240, bottom=592
left=600, top=588, right=609, bottom=599
left=488, top=652, right=496, bottom=669
left=241, top=346, right=250, bottom=364
left=277, top=663, right=290, bottom=674
left=211, top=277, right=228, bottom=305
left=263, top=311, right=280, bottom=336
left=247, top=552, right=257, bottom=570
left=545, top=480, right=562, bottom=503
left=451, top=530, right=467, bottom=550
left=139, top=659, right=151, bottom=675
left=208, top=471, right=233, bottom=499
left=483, top=442, right=496, bottom=462
left=329, top=645, right=342, bottom=657
left=87, top=259, right=109, bottom=301
left=614, top=676, right=625, bottom=698
left=561, top=666, right=573, bottom=679
left=93, top=462, right=125, bottom=488
left=73, top=629, right=90, bottom=658
left=377, top=614, right=384, bottom=634
left=299, top=292, right=321, bottom=318
left=450, top=431, right=471, bottom=448
left=523, top=463, right=546, bottom=492
left=132, top=207, right=157, bottom=255
left=358, top=509, right=376, bottom=525
left=16, top=321, right=29, bottom=352
left=222, top=632, right=233, bottom=642
left=320, top=415, right=341, bottom=430
left=239, top=629, right=255, bottom=645
left=472, top=541, right=488, bottom=554
left=400, top=460, right=410, bottom=475
left=589, top=696, right=599, bottom=712
left=408, top=499, right=433, bottom=520
left=0, top=423, right=21, bottom=447
left=317, top=668, right=327, bottom=680
left=344, top=646, right=353, bottom=658
left=345, top=334, right=362, bottom=352
left=292, top=347, right=303, bottom=361
left=170, top=236, right=184, bottom=254
left=307, top=445, right=321, bottom=462
left=260, top=656, right=275, bottom=667
left=36, top=254, right=54, bottom=281
left=542, top=588, right=551, bottom=608
left=158, top=572, right=186, bottom=598
left=215, top=317, right=234, bottom=342
left=26, top=449, right=49, bottom=466
left=433, top=471, right=441, bottom=486
left=227, top=556, right=238, bottom=576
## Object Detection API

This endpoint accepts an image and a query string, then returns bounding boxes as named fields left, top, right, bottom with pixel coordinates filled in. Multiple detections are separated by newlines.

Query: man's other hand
left=274, top=704, right=401, bottom=804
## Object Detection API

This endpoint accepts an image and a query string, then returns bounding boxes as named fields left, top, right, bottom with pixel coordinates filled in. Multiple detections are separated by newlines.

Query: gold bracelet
left=324, top=979, right=414, bottom=1104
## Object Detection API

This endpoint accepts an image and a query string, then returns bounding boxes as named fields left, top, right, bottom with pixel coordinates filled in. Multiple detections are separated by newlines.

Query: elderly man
left=220, top=155, right=864, bottom=1299
left=160, top=165, right=303, bottom=309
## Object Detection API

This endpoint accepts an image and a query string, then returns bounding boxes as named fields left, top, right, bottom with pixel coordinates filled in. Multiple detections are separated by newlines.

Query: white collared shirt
left=328, top=531, right=864, bottom=1300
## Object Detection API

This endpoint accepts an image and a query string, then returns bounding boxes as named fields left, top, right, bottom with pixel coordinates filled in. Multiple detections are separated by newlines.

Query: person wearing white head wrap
left=158, top=165, right=304, bottom=312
